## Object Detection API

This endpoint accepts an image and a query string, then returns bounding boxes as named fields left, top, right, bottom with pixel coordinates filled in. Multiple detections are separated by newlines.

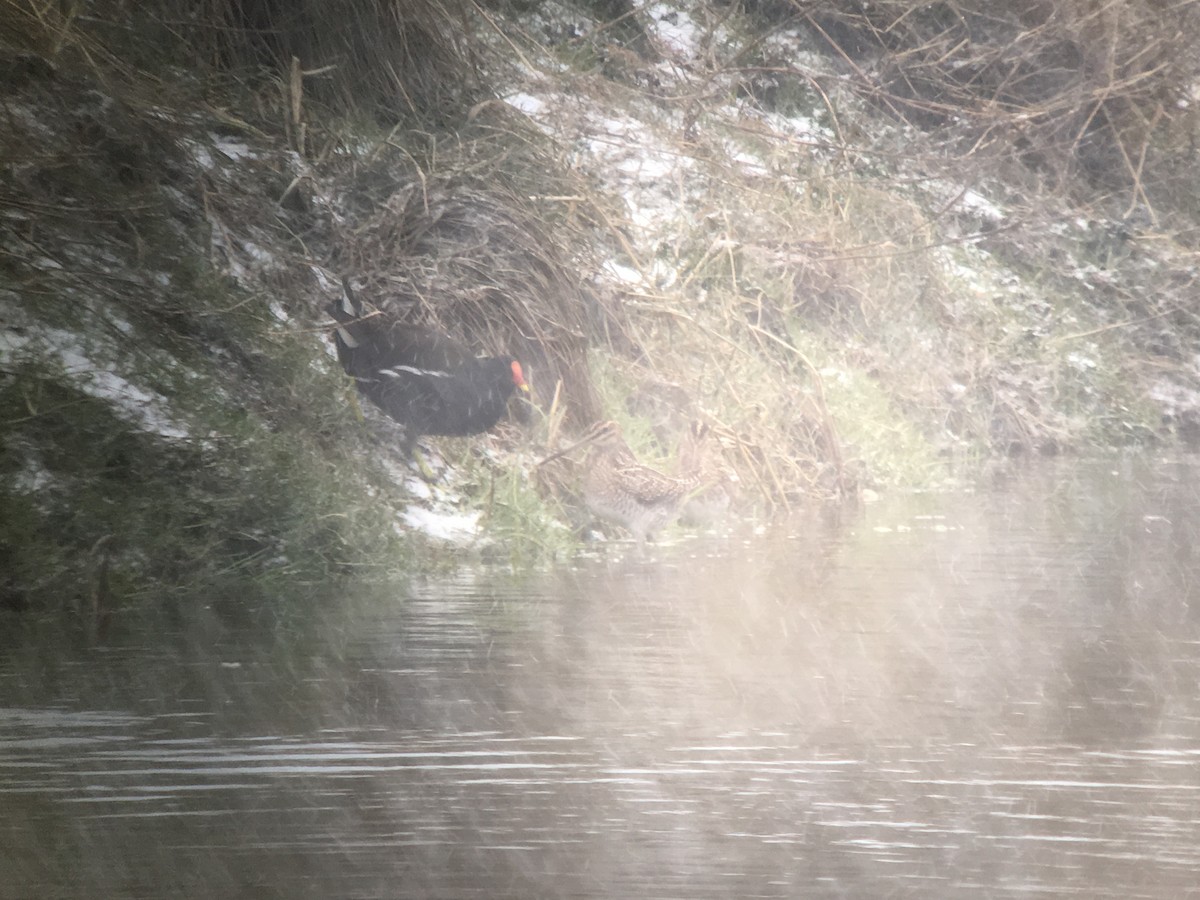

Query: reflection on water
left=3, top=458, right=1200, bottom=899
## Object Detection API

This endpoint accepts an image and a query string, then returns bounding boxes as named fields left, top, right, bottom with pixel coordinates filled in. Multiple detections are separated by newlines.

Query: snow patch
left=12, top=450, right=53, bottom=494
left=212, top=136, right=256, bottom=162
left=241, top=240, right=276, bottom=265
left=1150, top=379, right=1200, bottom=416
left=646, top=3, right=701, bottom=60
left=1066, top=351, right=1097, bottom=372
left=0, top=325, right=191, bottom=441
left=189, top=143, right=215, bottom=170
left=490, top=9, right=849, bottom=294
left=505, top=92, right=546, bottom=117
left=960, top=189, right=1004, bottom=223
left=405, top=475, right=434, bottom=500
left=402, top=506, right=481, bottom=543
left=602, top=261, right=647, bottom=286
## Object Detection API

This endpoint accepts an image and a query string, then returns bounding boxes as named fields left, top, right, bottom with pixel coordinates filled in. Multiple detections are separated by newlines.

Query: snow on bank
left=500, top=2, right=842, bottom=293
left=0, top=304, right=191, bottom=441
left=401, top=505, right=482, bottom=544
left=373, top=453, right=488, bottom=545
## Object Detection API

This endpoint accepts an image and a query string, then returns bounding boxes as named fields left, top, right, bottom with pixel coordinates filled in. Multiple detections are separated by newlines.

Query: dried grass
left=802, top=0, right=1200, bottom=207
left=7, top=0, right=1200, bottom=539
left=326, top=159, right=603, bottom=429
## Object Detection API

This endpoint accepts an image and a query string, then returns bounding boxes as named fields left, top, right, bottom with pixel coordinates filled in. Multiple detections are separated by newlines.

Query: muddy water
left=3, top=459, right=1200, bottom=899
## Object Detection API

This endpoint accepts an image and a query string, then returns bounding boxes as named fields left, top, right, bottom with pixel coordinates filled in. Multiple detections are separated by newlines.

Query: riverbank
left=3, top=0, right=1199, bottom=608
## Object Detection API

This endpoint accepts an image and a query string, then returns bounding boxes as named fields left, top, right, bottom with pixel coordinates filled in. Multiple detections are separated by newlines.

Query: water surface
left=3, top=458, right=1200, bottom=898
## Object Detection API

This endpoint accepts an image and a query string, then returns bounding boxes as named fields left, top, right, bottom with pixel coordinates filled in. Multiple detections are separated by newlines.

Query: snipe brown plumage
left=328, top=281, right=530, bottom=439
left=676, top=421, right=737, bottom=527
left=544, top=420, right=707, bottom=544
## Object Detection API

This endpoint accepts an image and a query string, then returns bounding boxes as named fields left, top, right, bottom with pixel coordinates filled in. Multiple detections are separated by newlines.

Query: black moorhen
left=328, top=281, right=530, bottom=439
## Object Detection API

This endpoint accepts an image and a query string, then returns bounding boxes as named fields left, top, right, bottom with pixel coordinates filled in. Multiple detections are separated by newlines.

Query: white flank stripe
left=382, top=365, right=452, bottom=379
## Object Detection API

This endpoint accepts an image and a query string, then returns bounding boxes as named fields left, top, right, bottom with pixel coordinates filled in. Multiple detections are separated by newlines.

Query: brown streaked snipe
left=543, top=420, right=707, bottom=544
left=676, top=420, right=737, bottom=527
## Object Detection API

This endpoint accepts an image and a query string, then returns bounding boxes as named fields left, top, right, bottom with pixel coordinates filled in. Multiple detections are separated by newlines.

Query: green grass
left=0, top=326, right=412, bottom=615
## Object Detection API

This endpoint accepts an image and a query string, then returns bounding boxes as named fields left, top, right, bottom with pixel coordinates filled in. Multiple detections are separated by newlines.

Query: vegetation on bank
left=3, top=0, right=1200, bottom=612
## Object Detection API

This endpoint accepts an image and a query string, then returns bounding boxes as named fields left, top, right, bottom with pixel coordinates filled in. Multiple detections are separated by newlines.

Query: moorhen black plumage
left=328, top=281, right=530, bottom=439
